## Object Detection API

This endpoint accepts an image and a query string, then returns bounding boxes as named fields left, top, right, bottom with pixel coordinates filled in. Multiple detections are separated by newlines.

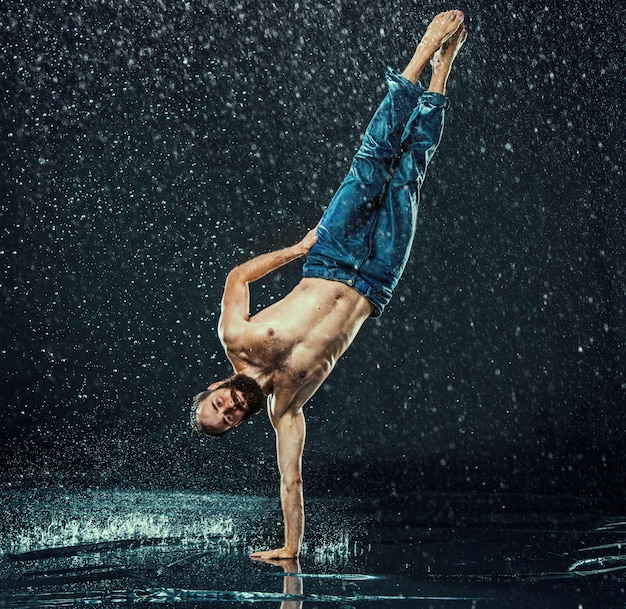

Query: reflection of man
left=192, top=11, right=467, bottom=559
left=270, top=559, right=302, bottom=609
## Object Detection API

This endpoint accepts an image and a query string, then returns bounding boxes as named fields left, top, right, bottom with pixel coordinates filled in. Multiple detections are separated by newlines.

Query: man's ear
left=207, top=382, right=221, bottom=391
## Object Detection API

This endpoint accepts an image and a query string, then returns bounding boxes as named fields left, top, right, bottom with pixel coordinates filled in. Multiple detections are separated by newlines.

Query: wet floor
left=0, top=489, right=624, bottom=608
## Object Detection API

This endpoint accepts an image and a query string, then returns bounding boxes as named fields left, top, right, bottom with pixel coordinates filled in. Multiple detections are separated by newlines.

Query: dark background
left=1, top=0, right=624, bottom=500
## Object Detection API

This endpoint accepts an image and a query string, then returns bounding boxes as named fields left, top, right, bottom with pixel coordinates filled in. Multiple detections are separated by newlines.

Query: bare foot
left=402, top=10, right=465, bottom=84
left=421, top=10, right=465, bottom=52
left=428, top=23, right=467, bottom=94
left=432, top=21, right=468, bottom=68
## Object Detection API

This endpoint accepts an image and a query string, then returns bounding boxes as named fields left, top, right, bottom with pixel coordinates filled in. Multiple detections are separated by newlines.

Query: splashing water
left=0, top=488, right=363, bottom=564
left=0, top=489, right=257, bottom=556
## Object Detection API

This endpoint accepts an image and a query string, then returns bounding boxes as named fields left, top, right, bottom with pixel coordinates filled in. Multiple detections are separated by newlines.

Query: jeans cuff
left=385, top=66, right=425, bottom=97
left=419, top=90, right=451, bottom=109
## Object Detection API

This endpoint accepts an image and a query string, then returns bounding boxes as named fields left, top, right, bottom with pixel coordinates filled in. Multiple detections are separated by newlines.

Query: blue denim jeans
left=302, top=68, right=449, bottom=317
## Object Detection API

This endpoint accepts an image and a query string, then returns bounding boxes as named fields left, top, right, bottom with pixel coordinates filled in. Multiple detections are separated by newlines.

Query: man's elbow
left=226, top=264, right=248, bottom=286
left=281, top=470, right=303, bottom=494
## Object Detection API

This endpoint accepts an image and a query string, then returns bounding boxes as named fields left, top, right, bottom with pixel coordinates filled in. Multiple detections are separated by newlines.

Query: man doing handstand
left=192, top=11, right=468, bottom=559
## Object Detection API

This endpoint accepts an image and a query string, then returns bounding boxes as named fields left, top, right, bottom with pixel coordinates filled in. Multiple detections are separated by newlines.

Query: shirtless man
left=192, top=11, right=468, bottom=559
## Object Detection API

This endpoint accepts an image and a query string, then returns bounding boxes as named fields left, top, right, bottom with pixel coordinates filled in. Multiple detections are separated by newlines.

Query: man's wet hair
left=191, top=373, right=266, bottom=437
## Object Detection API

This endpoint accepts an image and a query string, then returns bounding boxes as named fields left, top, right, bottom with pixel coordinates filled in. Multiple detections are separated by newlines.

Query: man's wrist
left=283, top=545, right=300, bottom=558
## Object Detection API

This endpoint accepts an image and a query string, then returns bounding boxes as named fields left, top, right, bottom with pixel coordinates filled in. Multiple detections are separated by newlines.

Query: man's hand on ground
left=249, top=546, right=298, bottom=561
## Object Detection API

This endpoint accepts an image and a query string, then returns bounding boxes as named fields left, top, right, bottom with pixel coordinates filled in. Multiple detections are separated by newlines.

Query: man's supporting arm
left=251, top=406, right=306, bottom=559
left=218, top=228, right=318, bottom=345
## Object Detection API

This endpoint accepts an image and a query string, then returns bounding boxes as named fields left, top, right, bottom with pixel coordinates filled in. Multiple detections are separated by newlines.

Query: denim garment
left=302, top=68, right=449, bottom=317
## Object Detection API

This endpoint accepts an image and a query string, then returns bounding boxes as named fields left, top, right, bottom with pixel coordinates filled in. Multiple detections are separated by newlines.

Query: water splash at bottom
left=0, top=489, right=623, bottom=608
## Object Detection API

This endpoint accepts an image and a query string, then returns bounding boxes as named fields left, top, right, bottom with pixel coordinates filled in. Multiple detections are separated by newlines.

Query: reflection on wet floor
left=0, top=489, right=624, bottom=608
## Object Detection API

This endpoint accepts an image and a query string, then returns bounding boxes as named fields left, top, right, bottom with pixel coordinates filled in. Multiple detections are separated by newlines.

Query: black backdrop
left=1, top=0, right=624, bottom=499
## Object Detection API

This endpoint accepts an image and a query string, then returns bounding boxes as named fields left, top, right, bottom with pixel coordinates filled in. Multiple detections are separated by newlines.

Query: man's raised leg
left=313, top=11, right=467, bottom=244
left=356, top=15, right=468, bottom=307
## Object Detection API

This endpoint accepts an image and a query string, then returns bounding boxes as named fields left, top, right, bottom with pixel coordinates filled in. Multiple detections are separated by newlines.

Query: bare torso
left=224, top=277, right=373, bottom=417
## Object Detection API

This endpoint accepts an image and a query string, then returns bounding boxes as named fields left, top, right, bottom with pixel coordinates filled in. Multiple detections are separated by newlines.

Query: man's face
left=196, top=382, right=249, bottom=435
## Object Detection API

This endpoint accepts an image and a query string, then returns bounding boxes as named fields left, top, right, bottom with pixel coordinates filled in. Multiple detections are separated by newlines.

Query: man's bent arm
left=218, top=228, right=318, bottom=345
left=251, top=406, right=306, bottom=559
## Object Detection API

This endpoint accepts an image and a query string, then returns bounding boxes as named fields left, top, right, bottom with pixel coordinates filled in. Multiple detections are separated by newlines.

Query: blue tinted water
left=0, top=489, right=624, bottom=607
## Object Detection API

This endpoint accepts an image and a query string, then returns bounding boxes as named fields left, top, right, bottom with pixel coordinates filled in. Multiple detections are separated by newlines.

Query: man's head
left=191, top=374, right=266, bottom=437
